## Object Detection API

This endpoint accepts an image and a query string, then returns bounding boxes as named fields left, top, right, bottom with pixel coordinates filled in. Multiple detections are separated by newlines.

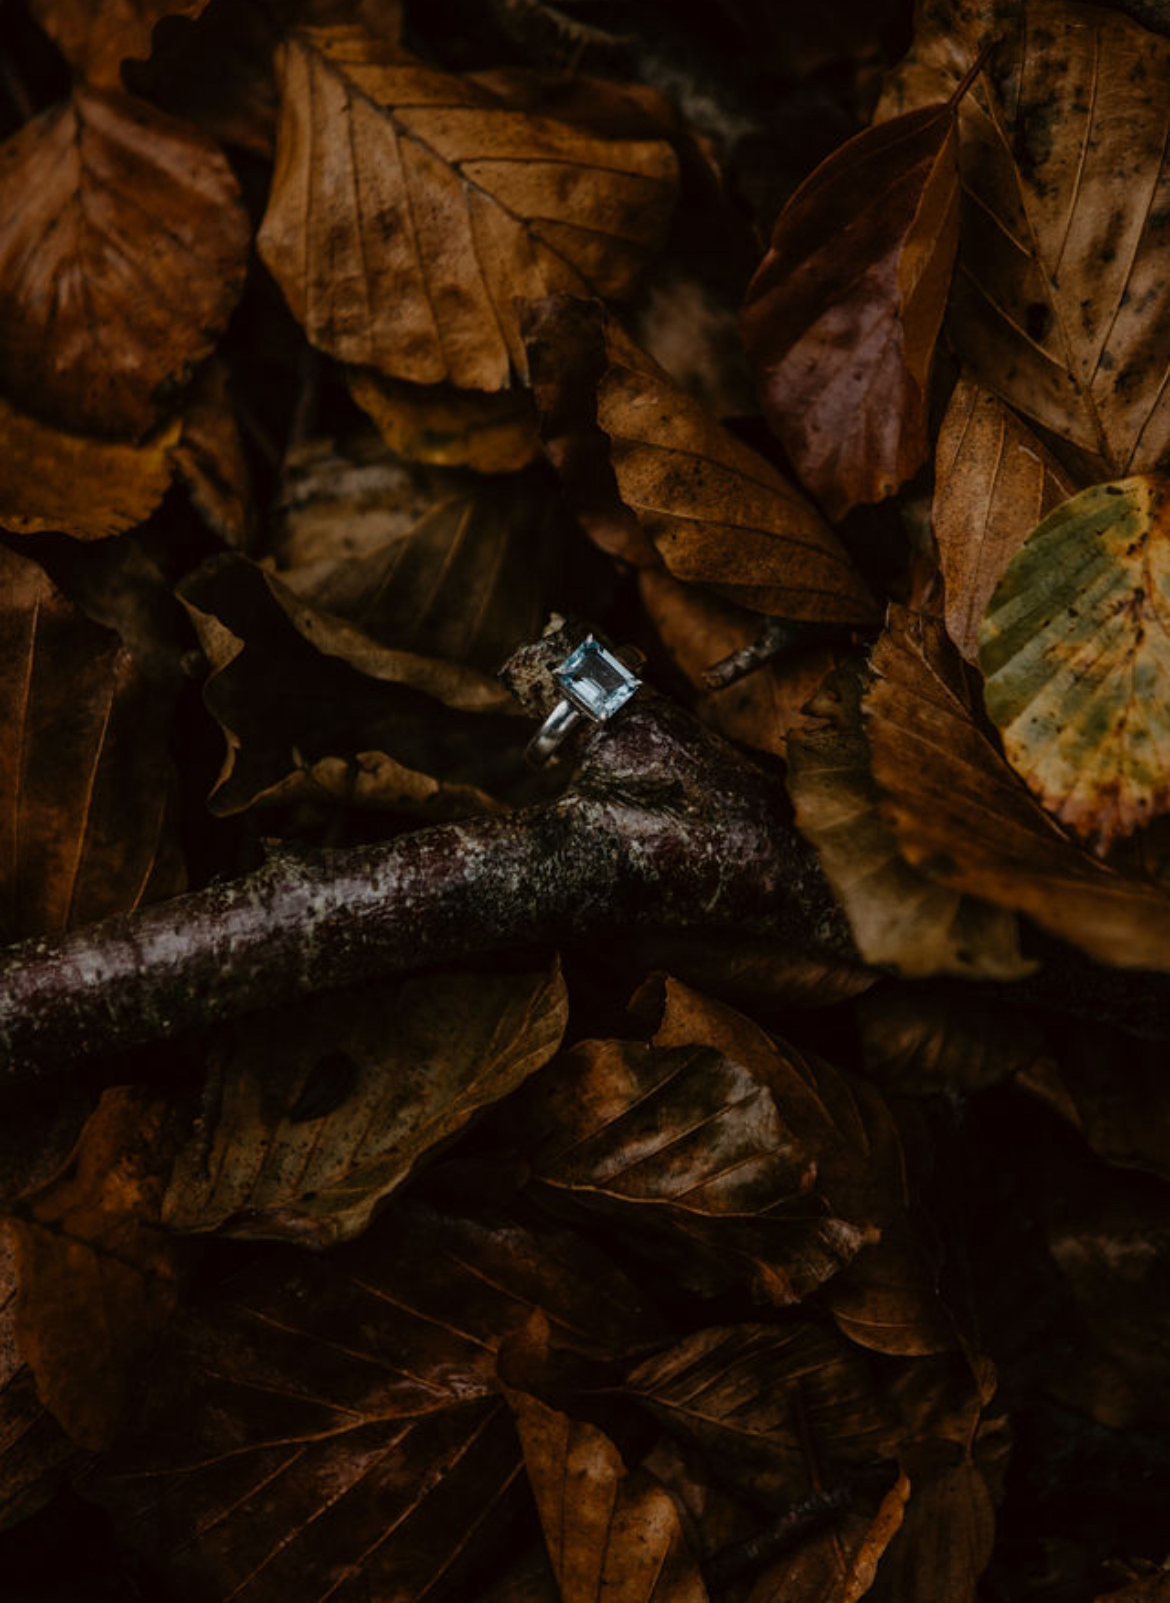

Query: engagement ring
left=525, top=633, right=645, bottom=764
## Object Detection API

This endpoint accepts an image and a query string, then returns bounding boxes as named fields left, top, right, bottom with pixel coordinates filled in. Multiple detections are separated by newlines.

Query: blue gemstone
left=555, top=636, right=640, bottom=720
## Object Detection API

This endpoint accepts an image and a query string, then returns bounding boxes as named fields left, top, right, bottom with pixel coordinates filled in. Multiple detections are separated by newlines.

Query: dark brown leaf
left=746, top=1471, right=910, bottom=1603
left=0, top=88, right=250, bottom=438
left=164, top=961, right=568, bottom=1247
left=0, top=1227, right=76, bottom=1531
left=0, top=546, right=183, bottom=942
left=91, top=1203, right=663, bottom=1602
left=347, top=369, right=541, bottom=473
left=622, top=1323, right=897, bottom=1509
left=741, top=102, right=959, bottom=519
left=8, top=1088, right=183, bottom=1451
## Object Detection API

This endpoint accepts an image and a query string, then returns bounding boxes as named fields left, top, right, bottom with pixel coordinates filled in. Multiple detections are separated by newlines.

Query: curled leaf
left=26, top=0, right=211, bottom=89
left=979, top=475, right=1170, bottom=848
left=347, top=369, right=541, bottom=473
left=741, top=101, right=959, bottom=518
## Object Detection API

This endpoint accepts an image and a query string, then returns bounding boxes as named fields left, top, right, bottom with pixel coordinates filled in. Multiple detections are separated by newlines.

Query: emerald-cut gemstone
left=555, top=636, right=640, bottom=720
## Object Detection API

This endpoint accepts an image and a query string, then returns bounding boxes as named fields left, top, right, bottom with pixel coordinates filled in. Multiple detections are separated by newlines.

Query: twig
left=703, top=1485, right=853, bottom=1594
left=703, top=617, right=838, bottom=690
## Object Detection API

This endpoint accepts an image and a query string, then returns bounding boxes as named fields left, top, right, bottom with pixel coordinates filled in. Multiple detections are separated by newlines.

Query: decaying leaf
left=164, top=961, right=568, bottom=1246
left=864, top=607, right=1170, bottom=971
left=0, top=88, right=250, bottom=438
left=979, top=475, right=1170, bottom=849
left=747, top=1470, right=910, bottom=1603
left=0, top=398, right=178, bottom=541
left=171, top=359, right=255, bottom=548
left=510, top=1387, right=709, bottom=1603
left=179, top=553, right=523, bottom=818
left=0, top=546, right=183, bottom=942
left=866, top=1455, right=994, bottom=1603
left=347, top=369, right=541, bottom=473
left=25, top=0, right=211, bottom=89
left=523, top=297, right=878, bottom=622
left=0, top=1228, right=76, bottom=1531
left=933, top=377, right=1077, bottom=662
left=858, top=984, right=1051, bottom=1096
left=258, top=25, right=678, bottom=389
left=91, top=1203, right=662, bottom=1602
left=622, top=1323, right=897, bottom=1509
left=9, top=1088, right=183, bottom=1451
left=882, top=0, right=1170, bottom=475
left=786, top=657, right=1032, bottom=979
left=741, top=99, right=959, bottom=519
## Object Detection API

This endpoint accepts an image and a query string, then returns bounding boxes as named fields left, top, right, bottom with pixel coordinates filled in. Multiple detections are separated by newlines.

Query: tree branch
left=0, top=621, right=852, bottom=1087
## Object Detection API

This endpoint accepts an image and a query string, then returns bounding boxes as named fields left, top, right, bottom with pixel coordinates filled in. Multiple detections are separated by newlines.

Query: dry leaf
left=747, top=1471, right=911, bottom=1603
left=9, top=1088, right=183, bottom=1451
left=786, top=656, right=1032, bottom=979
left=0, top=1228, right=76, bottom=1531
left=622, top=1323, right=897, bottom=1510
left=91, top=1202, right=661, bottom=1601
left=164, top=961, right=568, bottom=1246
left=25, top=0, right=210, bottom=89
left=510, top=1388, right=709, bottom=1603
left=171, top=359, right=255, bottom=548
left=258, top=25, right=678, bottom=388
left=508, top=980, right=883, bottom=1307
left=0, top=88, right=249, bottom=438
left=979, top=475, right=1170, bottom=849
left=0, top=398, right=178, bottom=540
left=858, top=985, right=1051, bottom=1096
left=0, top=546, right=183, bottom=941
left=866, top=1456, right=994, bottom=1603
left=741, top=100, right=959, bottom=519
left=933, top=378, right=1077, bottom=662
left=179, top=553, right=523, bottom=818
left=347, top=369, right=541, bottom=473
left=1017, top=1026, right=1170, bottom=1181
left=864, top=606, right=1170, bottom=971
left=522, top=297, right=877, bottom=622
left=882, top=0, right=1170, bottom=475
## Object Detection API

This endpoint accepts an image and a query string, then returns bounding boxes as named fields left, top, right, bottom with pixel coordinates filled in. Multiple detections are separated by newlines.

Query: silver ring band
left=526, top=698, right=585, bottom=765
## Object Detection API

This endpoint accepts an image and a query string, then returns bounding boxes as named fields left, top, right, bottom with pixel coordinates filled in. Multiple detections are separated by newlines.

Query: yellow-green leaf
left=979, top=475, right=1170, bottom=849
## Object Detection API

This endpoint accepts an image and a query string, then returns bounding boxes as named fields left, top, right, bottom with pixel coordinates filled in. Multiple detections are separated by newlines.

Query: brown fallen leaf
left=786, top=657, right=1032, bottom=980
left=258, top=24, right=678, bottom=389
left=881, top=0, right=1170, bottom=476
left=741, top=96, right=960, bottom=519
left=863, top=606, right=1170, bottom=971
left=1017, top=1025, right=1170, bottom=1182
left=932, top=377, right=1077, bottom=662
left=272, top=435, right=561, bottom=677
left=865, top=1454, right=994, bottom=1603
left=25, top=0, right=210, bottom=89
left=171, top=359, right=255, bottom=548
left=747, top=1470, right=911, bottom=1603
left=1094, top=1571, right=1170, bottom=1603
left=0, top=1228, right=76, bottom=1531
left=505, top=978, right=880, bottom=1308
left=8, top=1087, right=183, bottom=1451
left=638, top=567, right=843, bottom=761
left=0, top=546, right=184, bottom=942
left=178, top=553, right=523, bottom=818
left=858, top=984, right=1051, bottom=1096
left=0, top=398, right=178, bottom=541
left=91, top=1202, right=663, bottom=1602
left=622, top=1323, right=897, bottom=1510
left=523, top=297, right=877, bottom=622
left=347, top=369, right=542, bottom=473
left=164, top=960, right=568, bottom=1246
left=0, top=87, right=250, bottom=439
left=510, top=1387, right=709, bottom=1603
